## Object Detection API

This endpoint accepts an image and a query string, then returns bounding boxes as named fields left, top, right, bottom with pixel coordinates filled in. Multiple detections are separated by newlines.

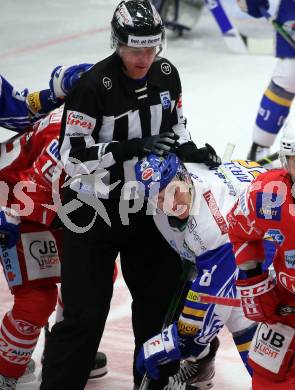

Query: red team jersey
left=228, top=169, right=295, bottom=327
left=0, top=107, right=64, bottom=226
left=0, top=107, right=64, bottom=288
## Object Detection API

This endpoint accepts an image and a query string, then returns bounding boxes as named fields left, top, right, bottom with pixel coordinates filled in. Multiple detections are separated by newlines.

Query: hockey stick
left=204, top=0, right=248, bottom=54
left=204, top=0, right=272, bottom=55
left=139, top=258, right=195, bottom=390
left=222, top=142, right=236, bottom=162
left=194, top=292, right=295, bottom=316
left=256, top=151, right=279, bottom=166
left=259, top=6, right=295, bottom=51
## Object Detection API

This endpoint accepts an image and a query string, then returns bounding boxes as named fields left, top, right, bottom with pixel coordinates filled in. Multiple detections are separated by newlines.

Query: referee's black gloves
left=176, top=141, right=221, bottom=168
left=141, top=132, right=179, bottom=156
left=109, top=132, right=179, bottom=163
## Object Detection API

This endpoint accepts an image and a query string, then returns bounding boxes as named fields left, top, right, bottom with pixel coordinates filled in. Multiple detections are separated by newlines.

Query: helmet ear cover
left=111, top=0, right=165, bottom=50
left=280, top=116, right=295, bottom=169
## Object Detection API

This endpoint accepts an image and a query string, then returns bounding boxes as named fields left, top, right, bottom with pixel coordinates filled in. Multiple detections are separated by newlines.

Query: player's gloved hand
left=202, top=143, right=221, bottom=168
left=140, top=132, right=179, bottom=156
left=136, top=323, right=181, bottom=380
left=49, top=64, right=93, bottom=99
left=108, top=132, right=179, bottom=163
left=237, top=0, right=269, bottom=18
left=0, top=208, right=20, bottom=249
left=236, top=271, right=281, bottom=324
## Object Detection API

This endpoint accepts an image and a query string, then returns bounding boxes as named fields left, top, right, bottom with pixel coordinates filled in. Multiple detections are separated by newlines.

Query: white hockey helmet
left=280, top=115, right=295, bottom=169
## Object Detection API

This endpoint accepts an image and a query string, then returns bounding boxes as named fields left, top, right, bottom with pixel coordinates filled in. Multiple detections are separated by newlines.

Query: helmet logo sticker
left=117, top=4, right=132, bottom=27
left=161, top=63, right=171, bottom=75
left=127, top=34, right=162, bottom=48
left=102, top=77, right=112, bottom=90
left=160, top=91, right=171, bottom=110
left=142, top=168, right=154, bottom=181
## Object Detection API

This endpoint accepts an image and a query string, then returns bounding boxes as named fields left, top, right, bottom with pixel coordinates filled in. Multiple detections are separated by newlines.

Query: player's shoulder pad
left=255, top=168, right=289, bottom=187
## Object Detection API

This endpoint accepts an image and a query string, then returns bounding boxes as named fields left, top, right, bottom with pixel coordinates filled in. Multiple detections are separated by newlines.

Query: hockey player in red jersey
left=0, top=108, right=64, bottom=389
left=227, top=115, right=295, bottom=389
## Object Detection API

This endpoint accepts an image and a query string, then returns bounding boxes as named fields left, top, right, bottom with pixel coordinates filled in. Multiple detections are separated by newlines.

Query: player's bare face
left=287, top=155, right=295, bottom=182
left=155, top=180, right=192, bottom=220
left=120, top=46, right=156, bottom=79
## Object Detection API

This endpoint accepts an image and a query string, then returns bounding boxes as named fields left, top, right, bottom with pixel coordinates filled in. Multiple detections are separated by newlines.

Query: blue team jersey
left=0, top=75, right=31, bottom=131
left=275, top=0, right=295, bottom=57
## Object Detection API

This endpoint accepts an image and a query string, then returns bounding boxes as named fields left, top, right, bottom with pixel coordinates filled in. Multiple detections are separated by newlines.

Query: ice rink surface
left=0, top=0, right=282, bottom=388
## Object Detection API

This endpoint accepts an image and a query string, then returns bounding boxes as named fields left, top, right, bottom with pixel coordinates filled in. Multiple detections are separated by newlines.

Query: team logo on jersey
left=178, top=319, right=198, bottom=335
left=161, top=62, right=171, bottom=75
left=188, top=217, right=197, bottom=233
left=203, top=190, right=228, bottom=234
left=250, top=322, right=293, bottom=372
left=29, top=238, right=59, bottom=270
left=102, top=77, right=112, bottom=90
left=0, top=244, right=22, bottom=287
left=66, top=111, right=96, bottom=134
left=284, top=250, right=295, bottom=269
left=141, top=168, right=154, bottom=181
left=46, top=139, right=60, bottom=162
left=256, top=192, right=282, bottom=221
left=265, top=229, right=285, bottom=246
left=278, top=272, right=295, bottom=293
left=21, top=232, right=60, bottom=281
left=160, top=91, right=171, bottom=110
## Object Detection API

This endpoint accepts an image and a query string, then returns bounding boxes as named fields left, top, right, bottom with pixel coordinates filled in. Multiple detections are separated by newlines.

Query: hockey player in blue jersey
left=238, top=0, right=295, bottom=161
left=0, top=63, right=91, bottom=131
left=134, top=154, right=274, bottom=389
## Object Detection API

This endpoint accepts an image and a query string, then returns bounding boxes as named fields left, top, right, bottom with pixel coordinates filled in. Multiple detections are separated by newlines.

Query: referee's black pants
left=40, top=192, right=182, bottom=390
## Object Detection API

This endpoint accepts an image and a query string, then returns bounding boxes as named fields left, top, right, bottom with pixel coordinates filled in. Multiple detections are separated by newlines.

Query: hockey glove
left=140, top=132, right=179, bottom=156
left=136, top=323, right=181, bottom=380
left=0, top=208, right=20, bottom=249
left=108, top=132, right=179, bottom=163
left=203, top=143, right=221, bottom=168
left=176, top=142, right=220, bottom=167
left=237, top=0, right=269, bottom=18
left=50, top=64, right=93, bottom=99
left=236, top=271, right=281, bottom=324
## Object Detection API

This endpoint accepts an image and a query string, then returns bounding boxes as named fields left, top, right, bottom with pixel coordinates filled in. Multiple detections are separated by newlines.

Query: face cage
left=280, top=153, right=288, bottom=170
left=110, top=30, right=167, bottom=58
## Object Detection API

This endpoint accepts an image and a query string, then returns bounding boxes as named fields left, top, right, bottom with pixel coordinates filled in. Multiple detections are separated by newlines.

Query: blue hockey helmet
left=135, top=153, right=180, bottom=197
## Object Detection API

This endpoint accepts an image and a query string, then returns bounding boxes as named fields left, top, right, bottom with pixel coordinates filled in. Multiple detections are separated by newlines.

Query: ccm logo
left=240, top=279, right=275, bottom=297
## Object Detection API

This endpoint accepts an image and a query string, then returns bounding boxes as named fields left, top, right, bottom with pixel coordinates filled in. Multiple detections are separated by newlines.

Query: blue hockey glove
left=237, top=0, right=269, bottom=18
left=49, top=63, right=93, bottom=99
left=0, top=208, right=20, bottom=249
left=136, top=323, right=181, bottom=380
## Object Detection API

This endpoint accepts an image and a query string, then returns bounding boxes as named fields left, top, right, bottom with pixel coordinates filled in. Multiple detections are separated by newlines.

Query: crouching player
left=136, top=154, right=276, bottom=389
left=134, top=154, right=274, bottom=389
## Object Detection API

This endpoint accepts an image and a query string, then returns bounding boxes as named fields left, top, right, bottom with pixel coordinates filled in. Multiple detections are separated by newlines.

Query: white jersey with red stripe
left=154, top=160, right=266, bottom=261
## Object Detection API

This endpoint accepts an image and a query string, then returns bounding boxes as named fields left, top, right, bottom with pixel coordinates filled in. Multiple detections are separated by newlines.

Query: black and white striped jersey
left=59, top=52, right=191, bottom=199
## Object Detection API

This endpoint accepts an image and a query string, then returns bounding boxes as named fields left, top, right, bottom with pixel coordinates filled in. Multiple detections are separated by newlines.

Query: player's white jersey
left=154, top=160, right=265, bottom=261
